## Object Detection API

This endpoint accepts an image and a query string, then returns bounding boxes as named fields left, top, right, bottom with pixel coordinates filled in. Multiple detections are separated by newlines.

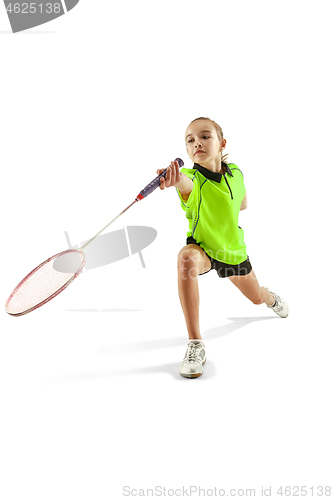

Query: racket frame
left=5, top=249, right=85, bottom=317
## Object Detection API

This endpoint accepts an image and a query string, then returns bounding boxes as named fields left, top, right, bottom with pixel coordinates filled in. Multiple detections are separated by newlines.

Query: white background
left=1, top=1, right=332, bottom=499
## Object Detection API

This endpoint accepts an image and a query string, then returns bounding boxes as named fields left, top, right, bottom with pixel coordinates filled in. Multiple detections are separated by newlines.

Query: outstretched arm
left=157, top=160, right=193, bottom=200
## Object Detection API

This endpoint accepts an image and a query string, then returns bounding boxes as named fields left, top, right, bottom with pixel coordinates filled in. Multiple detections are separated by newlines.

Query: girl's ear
left=221, top=138, right=227, bottom=150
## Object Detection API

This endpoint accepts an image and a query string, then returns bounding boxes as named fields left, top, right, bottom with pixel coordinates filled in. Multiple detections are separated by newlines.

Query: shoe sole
left=180, top=358, right=206, bottom=378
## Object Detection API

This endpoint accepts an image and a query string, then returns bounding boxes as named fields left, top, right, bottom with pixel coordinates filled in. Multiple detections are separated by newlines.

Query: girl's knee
left=178, top=247, right=201, bottom=265
left=177, top=247, right=202, bottom=274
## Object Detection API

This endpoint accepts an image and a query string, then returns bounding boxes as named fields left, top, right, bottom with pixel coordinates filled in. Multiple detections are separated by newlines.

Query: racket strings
left=6, top=251, right=84, bottom=316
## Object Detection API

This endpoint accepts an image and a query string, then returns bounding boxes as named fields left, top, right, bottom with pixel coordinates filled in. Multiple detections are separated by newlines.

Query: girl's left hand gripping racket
left=5, top=158, right=184, bottom=316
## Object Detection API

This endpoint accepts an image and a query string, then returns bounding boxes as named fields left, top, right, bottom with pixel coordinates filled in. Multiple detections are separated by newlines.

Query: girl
left=157, top=117, right=289, bottom=379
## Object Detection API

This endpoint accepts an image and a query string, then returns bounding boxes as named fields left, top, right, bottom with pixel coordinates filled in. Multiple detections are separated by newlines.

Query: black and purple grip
left=136, top=158, right=184, bottom=200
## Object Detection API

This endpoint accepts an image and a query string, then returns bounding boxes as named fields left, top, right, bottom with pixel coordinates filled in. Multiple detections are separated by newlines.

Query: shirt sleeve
left=238, top=168, right=246, bottom=201
left=176, top=168, right=197, bottom=211
left=229, top=163, right=246, bottom=202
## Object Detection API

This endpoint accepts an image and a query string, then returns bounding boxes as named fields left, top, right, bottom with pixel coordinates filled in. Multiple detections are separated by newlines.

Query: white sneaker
left=262, top=286, right=290, bottom=318
left=179, top=340, right=206, bottom=378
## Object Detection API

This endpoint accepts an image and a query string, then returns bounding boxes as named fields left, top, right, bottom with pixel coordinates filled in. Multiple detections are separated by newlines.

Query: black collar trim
left=192, top=161, right=233, bottom=183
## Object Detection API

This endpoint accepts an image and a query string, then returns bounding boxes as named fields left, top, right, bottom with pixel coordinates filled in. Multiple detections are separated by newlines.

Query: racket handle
left=135, top=158, right=184, bottom=201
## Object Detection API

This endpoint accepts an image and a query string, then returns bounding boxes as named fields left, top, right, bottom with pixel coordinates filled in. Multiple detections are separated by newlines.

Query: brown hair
left=187, top=117, right=229, bottom=173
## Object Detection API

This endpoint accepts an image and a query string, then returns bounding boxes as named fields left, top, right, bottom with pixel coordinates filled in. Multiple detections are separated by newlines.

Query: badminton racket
left=5, top=158, right=184, bottom=316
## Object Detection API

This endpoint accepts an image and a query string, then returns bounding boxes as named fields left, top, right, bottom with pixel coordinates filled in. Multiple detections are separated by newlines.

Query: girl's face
left=185, top=120, right=226, bottom=165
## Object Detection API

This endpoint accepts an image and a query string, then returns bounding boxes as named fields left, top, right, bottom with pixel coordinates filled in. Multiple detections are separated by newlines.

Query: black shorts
left=186, top=236, right=252, bottom=278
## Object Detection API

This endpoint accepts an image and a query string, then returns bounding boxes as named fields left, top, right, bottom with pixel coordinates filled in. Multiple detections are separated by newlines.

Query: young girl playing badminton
left=157, top=117, right=289, bottom=379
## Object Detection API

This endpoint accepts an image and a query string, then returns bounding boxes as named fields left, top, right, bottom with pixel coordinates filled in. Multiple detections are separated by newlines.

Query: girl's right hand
left=156, top=160, right=182, bottom=190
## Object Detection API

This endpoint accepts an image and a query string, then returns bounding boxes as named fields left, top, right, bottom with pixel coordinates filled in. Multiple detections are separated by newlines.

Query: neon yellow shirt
left=176, top=162, right=247, bottom=265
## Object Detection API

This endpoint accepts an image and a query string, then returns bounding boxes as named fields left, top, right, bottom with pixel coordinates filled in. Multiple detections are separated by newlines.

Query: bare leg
left=177, top=245, right=211, bottom=340
left=228, top=269, right=275, bottom=305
